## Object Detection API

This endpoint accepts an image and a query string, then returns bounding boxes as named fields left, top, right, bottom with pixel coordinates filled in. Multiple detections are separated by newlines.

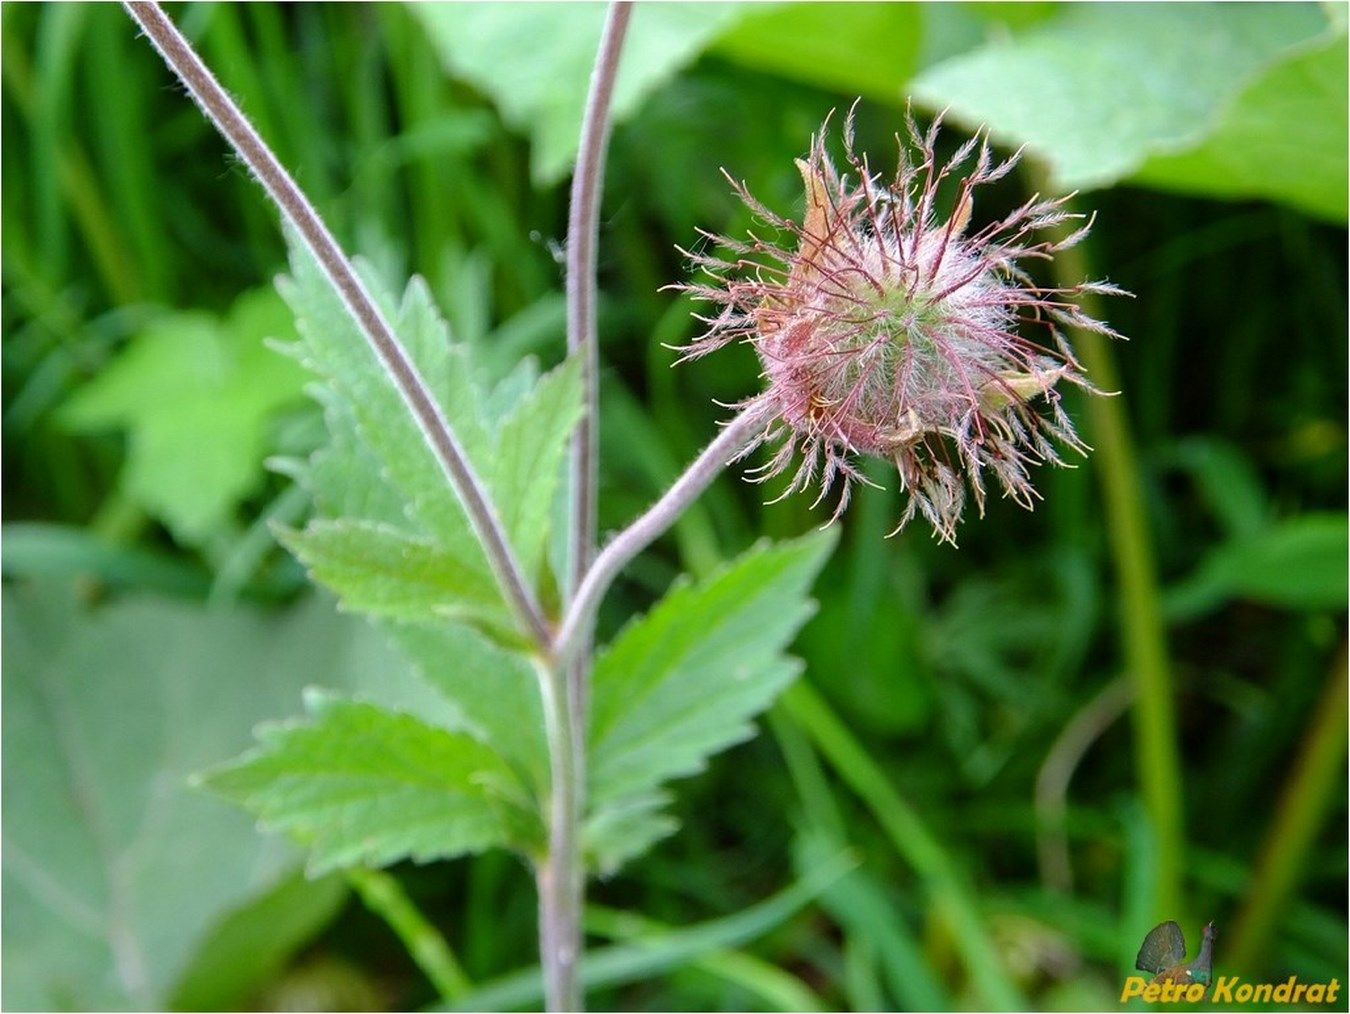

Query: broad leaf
left=169, top=871, right=349, bottom=1012
left=586, top=531, right=836, bottom=871
left=201, top=692, right=540, bottom=875
left=712, top=4, right=923, bottom=103
left=911, top=4, right=1333, bottom=196
left=1133, top=28, right=1348, bottom=222
left=60, top=288, right=307, bottom=542
left=411, top=2, right=750, bottom=184
left=1, top=585, right=412, bottom=1011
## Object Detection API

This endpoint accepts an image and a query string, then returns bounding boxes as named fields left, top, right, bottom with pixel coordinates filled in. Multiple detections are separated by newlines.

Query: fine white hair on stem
left=122, top=1, right=551, bottom=649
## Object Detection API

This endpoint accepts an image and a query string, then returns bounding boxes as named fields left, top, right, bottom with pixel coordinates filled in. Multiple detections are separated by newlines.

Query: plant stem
left=535, top=658, right=583, bottom=1012
left=555, top=13, right=630, bottom=1009
left=122, top=1, right=551, bottom=650
left=1033, top=165, right=1185, bottom=920
left=553, top=401, right=773, bottom=668
left=346, top=866, right=472, bottom=1002
left=566, top=0, right=632, bottom=602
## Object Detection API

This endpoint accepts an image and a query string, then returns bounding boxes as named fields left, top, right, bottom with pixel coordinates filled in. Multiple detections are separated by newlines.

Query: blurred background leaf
left=910, top=3, right=1345, bottom=218
left=1, top=586, right=415, bottom=1010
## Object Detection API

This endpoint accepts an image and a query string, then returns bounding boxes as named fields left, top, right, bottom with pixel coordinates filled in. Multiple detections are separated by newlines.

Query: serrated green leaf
left=389, top=622, right=549, bottom=799
left=277, top=239, right=490, bottom=571
left=585, top=791, right=678, bottom=878
left=278, top=519, right=511, bottom=635
left=586, top=531, right=836, bottom=869
left=298, top=388, right=413, bottom=527
left=60, top=287, right=307, bottom=542
left=490, top=356, right=583, bottom=580
left=1, top=585, right=416, bottom=1011
left=911, top=4, right=1331, bottom=194
left=202, top=694, right=539, bottom=875
left=410, top=3, right=751, bottom=185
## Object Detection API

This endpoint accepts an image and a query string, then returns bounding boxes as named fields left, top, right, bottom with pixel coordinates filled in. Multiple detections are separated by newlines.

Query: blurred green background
left=3, top=3, right=1346, bottom=1010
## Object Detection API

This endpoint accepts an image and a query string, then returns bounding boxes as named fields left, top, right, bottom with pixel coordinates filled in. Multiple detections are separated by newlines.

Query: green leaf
left=390, top=622, right=550, bottom=798
left=586, top=531, right=836, bottom=870
left=490, top=356, right=583, bottom=580
left=1166, top=513, right=1349, bottom=618
left=277, top=235, right=581, bottom=640
left=60, top=287, right=307, bottom=542
left=277, top=243, right=492, bottom=572
left=410, top=2, right=751, bottom=184
left=200, top=692, right=539, bottom=874
left=278, top=519, right=511, bottom=634
left=711, top=4, right=923, bottom=103
left=1133, top=29, right=1349, bottom=222
left=169, top=871, right=349, bottom=1011
left=1, top=585, right=416, bottom=1011
left=584, top=791, right=678, bottom=877
left=911, top=4, right=1332, bottom=194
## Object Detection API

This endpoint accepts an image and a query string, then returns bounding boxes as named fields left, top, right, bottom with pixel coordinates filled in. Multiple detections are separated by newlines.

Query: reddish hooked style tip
left=673, top=104, right=1126, bottom=544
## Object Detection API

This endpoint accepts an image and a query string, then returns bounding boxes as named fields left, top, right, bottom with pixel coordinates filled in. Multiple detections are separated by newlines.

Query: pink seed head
left=675, top=106, right=1126, bottom=543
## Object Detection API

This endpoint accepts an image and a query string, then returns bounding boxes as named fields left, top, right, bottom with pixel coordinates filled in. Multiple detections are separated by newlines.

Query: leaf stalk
left=123, top=1, right=552, bottom=650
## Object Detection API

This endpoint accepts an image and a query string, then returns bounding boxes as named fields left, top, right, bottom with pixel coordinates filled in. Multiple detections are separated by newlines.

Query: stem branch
left=553, top=403, right=773, bottom=668
left=123, top=1, right=550, bottom=649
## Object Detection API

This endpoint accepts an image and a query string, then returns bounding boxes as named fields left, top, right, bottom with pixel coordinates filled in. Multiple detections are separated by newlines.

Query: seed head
left=676, top=107, right=1125, bottom=543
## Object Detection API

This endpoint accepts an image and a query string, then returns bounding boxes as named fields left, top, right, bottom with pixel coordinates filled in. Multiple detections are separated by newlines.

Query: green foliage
left=391, top=622, right=550, bottom=797
left=1134, top=28, right=1349, bottom=222
left=1, top=586, right=407, bottom=1010
left=588, top=532, right=836, bottom=872
left=278, top=519, right=509, bottom=629
left=210, top=231, right=832, bottom=886
left=1169, top=513, right=1349, bottom=616
left=170, top=871, right=349, bottom=1012
left=201, top=693, right=540, bottom=874
left=276, top=235, right=582, bottom=642
left=411, top=2, right=750, bottom=185
left=911, top=4, right=1342, bottom=215
left=711, top=4, right=923, bottom=101
left=488, top=354, right=584, bottom=579
left=59, top=288, right=307, bottom=542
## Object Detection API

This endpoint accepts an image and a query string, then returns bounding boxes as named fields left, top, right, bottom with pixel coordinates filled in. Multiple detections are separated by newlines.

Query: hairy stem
left=123, top=1, right=551, bottom=649
left=567, top=0, right=632, bottom=601
left=1032, top=164, right=1185, bottom=920
left=535, top=658, right=583, bottom=1012
left=553, top=402, right=773, bottom=668
left=554, top=10, right=631, bottom=1008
